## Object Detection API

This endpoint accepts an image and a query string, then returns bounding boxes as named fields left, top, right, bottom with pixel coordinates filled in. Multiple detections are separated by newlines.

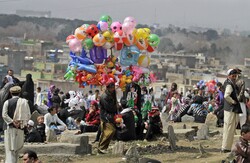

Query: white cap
left=227, top=69, right=233, bottom=76
left=28, top=120, right=34, bottom=126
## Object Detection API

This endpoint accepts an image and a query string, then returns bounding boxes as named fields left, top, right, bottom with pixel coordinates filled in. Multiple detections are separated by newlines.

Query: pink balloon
left=122, top=22, right=134, bottom=34
left=68, top=38, right=82, bottom=53
left=124, top=17, right=136, bottom=28
left=110, top=21, right=122, bottom=33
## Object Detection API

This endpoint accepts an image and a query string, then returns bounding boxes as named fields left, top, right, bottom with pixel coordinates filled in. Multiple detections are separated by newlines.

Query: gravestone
left=125, top=146, right=140, bottom=163
left=46, top=129, right=57, bottom=142
left=30, top=110, right=41, bottom=126
left=112, top=141, right=125, bottom=155
left=197, top=124, right=209, bottom=140
left=167, top=125, right=177, bottom=151
left=181, top=115, right=194, bottom=122
left=205, top=112, right=217, bottom=127
left=198, top=143, right=206, bottom=154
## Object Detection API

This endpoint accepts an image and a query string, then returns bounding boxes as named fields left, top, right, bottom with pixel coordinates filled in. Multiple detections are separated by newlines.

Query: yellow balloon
left=138, top=54, right=150, bottom=67
left=102, top=31, right=113, bottom=43
left=143, top=28, right=151, bottom=38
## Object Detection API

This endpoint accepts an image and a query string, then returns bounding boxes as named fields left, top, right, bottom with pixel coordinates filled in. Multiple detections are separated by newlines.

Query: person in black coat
left=21, top=74, right=34, bottom=105
left=25, top=120, right=42, bottom=143
left=36, top=116, right=46, bottom=142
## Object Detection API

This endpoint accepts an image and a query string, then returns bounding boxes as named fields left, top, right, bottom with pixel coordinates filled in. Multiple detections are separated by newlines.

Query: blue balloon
left=120, top=45, right=140, bottom=66
left=77, top=63, right=97, bottom=73
left=69, top=48, right=94, bottom=65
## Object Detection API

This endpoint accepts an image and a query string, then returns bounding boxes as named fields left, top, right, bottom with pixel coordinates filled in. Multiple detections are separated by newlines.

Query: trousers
left=98, top=121, right=116, bottom=150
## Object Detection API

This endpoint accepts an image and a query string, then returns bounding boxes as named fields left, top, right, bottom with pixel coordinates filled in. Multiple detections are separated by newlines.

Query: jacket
left=232, top=137, right=250, bottom=163
left=99, top=90, right=118, bottom=123
left=223, top=78, right=242, bottom=113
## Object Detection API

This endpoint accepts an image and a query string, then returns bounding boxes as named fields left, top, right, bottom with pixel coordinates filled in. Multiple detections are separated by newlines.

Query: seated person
left=24, top=120, right=42, bottom=143
left=145, top=107, right=163, bottom=141
left=116, top=98, right=136, bottom=141
left=75, top=100, right=100, bottom=134
left=36, top=116, right=46, bottom=142
left=44, top=106, right=67, bottom=136
left=231, top=123, right=250, bottom=162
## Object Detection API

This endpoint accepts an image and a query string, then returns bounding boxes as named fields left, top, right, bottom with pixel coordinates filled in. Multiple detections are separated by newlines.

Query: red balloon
left=86, top=24, right=99, bottom=38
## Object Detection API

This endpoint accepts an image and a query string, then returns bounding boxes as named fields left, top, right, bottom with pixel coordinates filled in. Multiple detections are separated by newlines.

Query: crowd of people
left=0, top=68, right=250, bottom=162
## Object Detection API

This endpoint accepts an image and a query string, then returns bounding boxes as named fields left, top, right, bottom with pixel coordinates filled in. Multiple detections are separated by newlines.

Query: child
left=127, top=85, right=137, bottom=108
left=231, top=123, right=250, bottom=162
left=36, top=116, right=46, bottom=142
left=169, top=91, right=180, bottom=121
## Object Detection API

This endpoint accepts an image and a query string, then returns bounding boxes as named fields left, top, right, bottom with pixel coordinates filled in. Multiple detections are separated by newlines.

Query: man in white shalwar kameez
left=2, top=86, right=31, bottom=163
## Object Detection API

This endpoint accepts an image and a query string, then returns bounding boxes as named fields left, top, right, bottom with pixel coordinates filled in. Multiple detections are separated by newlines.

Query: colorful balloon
left=148, top=34, right=160, bottom=47
left=110, top=21, right=122, bottom=33
left=86, top=24, right=99, bottom=38
left=97, top=21, right=109, bottom=32
left=74, top=26, right=87, bottom=41
left=120, top=45, right=140, bottom=66
left=68, top=38, right=82, bottom=53
left=89, top=46, right=107, bottom=64
left=66, top=35, right=75, bottom=44
left=123, top=33, right=137, bottom=46
left=93, top=33, right=106, bottom=47
left=102, top=30, right=113, bottom=42
left=138, top=54, right=150, bottom=67
left=123, top=16, right=136, bottom=28
left=99, top=15, right=112, bottom=26
left=83, top=38, right=94, bottom=50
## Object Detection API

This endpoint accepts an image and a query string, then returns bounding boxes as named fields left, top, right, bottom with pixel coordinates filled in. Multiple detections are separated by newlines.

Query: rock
left=205, top=112, right=217, bottom=127
left=125, top=146, right=140, bottom=163
left=197, top=124, right=209, bottom=140
left=160, top=137, right=167, bottom=142
left=208, top=130, right=220, bottom=137
left=167, top=125, right=177, bottom=151
left=30, top=110, right=41, bottom=127
left=112, top=141, right=125, bottom=155
left=46, top=129, right=57, bottom=142
left=181, top=115, right=194, bottom=122
left=139, top=157, right=161, bottom=163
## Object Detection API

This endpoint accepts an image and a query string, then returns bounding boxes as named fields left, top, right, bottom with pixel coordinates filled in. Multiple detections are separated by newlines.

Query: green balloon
left=148, top=34, right=160, bottom=47
left=83, top=38, right=94, bottom=50
left=99, top=15, right=112, bottom=26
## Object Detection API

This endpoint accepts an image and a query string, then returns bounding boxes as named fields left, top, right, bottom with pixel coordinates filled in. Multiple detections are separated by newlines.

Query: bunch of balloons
left=65, top=15, right=159, bottom=89
left=195, top=79, right=217, bottom=93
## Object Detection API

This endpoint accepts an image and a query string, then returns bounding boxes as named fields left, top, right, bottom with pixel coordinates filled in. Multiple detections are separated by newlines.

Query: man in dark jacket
left=25, top=120, right=42, bottom=143
left=221, top=69, right=242, bottom=153
left=98, top=82, right=118, bottom=154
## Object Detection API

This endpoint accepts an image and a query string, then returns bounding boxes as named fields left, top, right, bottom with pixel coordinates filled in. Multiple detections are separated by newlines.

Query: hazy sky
left=0, top=0, right=249, bottom=31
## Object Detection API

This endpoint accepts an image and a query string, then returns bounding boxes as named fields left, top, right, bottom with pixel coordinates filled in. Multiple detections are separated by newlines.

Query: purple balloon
left=89, top=46, right=107, bottom=64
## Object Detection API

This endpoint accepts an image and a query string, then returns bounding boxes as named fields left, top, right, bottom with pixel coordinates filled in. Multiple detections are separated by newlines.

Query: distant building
left=16, top=10, right=51, bottom=18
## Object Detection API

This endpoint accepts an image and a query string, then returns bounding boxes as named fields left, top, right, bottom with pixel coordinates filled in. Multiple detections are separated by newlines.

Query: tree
left=158, top=38, right=175, bottom=53
left=203, top=29, right=219, bottom=41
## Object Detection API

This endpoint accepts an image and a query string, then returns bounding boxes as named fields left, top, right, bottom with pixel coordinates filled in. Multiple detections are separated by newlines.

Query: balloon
left=93, top=33, right=106, bottom=47
left=138, top=54, right=150, bottom=67
left=86, top=24, right=99, bottom=38
left=89, top=46, right=107, bottom=64
left=81, top=24, right=89, bottom=29
left=120, top=45, right=140, bottom=66
left=66, top=35, right=75, bottom=44
left=74, top=26, right=87, bottom=41
left=110, top=21, right=122, bottom=33
left=83, top=38, right=94, bottom=50
left=99, top=15, right=112, bottom=26
left=77, top=63, right=97, bottom=73
left=64, top=70, right=75, bottom=80
left=148, top=34, right=160, bottom=47
left=69, top=49, right=94, bottom=65
left=97, top=21, right=109, bottom=32
left=122, top=22, right=135, bottom=34
left=147, top=44, right=155, bottom=52
left=123, top=33, right=137, bottom=46
left=102, top=30, right=113, bottom=42
left=144, top=28, right=151, bottom=36
left=123, top=16, right=136, bottom=28
left=135, top=28, right=148, bottom=40
left=68, top=38, right=82, bottom=53
left=114, top=43, right=124, bottom=51
left=113, top=30, right=125, bottom=43
left=136, top=39, right=148, bottom=50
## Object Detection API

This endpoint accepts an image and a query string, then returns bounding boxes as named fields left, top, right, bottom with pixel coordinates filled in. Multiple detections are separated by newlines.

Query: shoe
left=92, top=140, right=98, bottom=144
left=221, top=149, right=231, bottom=153
left=97, top=149, right=108, bottom=154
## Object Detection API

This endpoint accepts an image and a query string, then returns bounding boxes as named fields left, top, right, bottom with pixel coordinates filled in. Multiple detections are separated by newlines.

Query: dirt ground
left=8, top=122, right=239, bottom=163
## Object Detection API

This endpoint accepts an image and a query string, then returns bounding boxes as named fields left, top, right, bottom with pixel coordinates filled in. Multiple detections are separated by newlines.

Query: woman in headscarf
left=21, top=74, right=34, bottom=105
